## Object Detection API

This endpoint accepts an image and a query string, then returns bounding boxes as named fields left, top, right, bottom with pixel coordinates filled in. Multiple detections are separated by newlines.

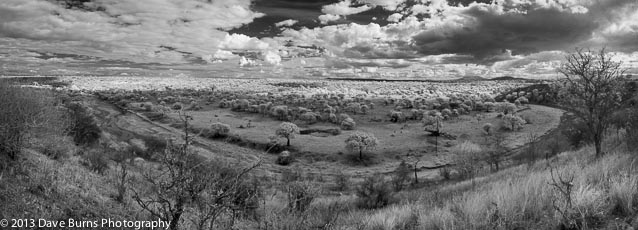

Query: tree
left=132, top=114, right=260, bottom=230
left=556, top=48, right=627, bottom=157
left=422, top=113, right=444, bottom=152
left=485, top=133, right=507, bottom=172
left=452, top=141, right=482, bottom=180
left=276, top=122, right=300, bottom=146
left=502, top=114, right=526, bottom=131
left=391, top=160, right=411, bottom=191
left=345, top=131, right=378, bottom=161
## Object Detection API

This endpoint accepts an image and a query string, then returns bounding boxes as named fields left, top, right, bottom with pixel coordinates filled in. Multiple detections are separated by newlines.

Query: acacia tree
left=276, top=122, right=300, bottom=146
left=556, top=48, right=627, bottom=157
left=345, top=131, right=378, bottom=161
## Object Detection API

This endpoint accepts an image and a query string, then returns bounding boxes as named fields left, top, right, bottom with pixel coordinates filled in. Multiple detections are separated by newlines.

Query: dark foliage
left=356, top=174, right=393, bottom=209
left=65, top=103, right=101, bottom=146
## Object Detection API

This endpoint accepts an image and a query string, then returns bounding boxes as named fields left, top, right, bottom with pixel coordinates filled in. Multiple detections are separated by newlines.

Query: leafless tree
left=556, top=48, right=627, bottom=157
left=132, top=113, right=260, bottom=230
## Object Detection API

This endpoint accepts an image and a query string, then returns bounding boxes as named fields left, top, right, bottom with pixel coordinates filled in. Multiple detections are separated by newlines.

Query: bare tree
left=132, top=113, right=260, bottom=230
left=556, top=48, right=627, bottom=157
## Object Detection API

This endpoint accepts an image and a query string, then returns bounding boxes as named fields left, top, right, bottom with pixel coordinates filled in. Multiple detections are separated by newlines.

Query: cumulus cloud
left=286, top=0, right=638, bottom=65
left=359, top=0, right=406, bottom=11
left=322, top=0, right=372, bottom=16
left=261, top=51, right=282, bottom=65
left=0, top=0, right=265, bottom=63
left=217, top=34, right=270, bottom=50
left=318, top=14, right=341, bottom=24
left=275, top=19, right=298, bottom=27
left=387, top=13, right=403, bottom=22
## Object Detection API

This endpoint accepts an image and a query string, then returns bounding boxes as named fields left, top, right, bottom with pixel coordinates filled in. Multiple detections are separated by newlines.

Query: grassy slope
left=309, top=137, right=638, bottom=230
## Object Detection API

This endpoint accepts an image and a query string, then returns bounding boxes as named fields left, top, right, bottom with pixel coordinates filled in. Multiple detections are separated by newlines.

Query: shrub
left=0, top=80, right=45, bottom=160
left=452, top=141, right=482, bottom=179
left=205, top=122, right=231, bottom=138
left=287, top=181, right=317, bottom=213
left=482, top=123, right=494, bottom=136
left=66, top=103, right=101, bottom=146
left=334, top=171, right=350, bottom=191
left=299, top=112, right=318, bottom=124
left=81, top=149, right=109, bottom=174
left=340, top=117, right=356, bottom=130
left=502, top=114, right=526, bottom=131
left=356, top=174, right=393, bottom=209
left=276, top=151, right=294, bottom=165
left=40, top=136, right=74, bottom=160
left=391, top=161, right=411, bottom=191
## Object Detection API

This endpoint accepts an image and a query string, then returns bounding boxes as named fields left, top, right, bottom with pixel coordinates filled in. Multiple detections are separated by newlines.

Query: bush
left=452, top=141, right=482, bottom=179
left=0, top=80, right=45, bottom=160
left=562, top=120, right=592, bottom=148
left=276, top=151, right=293, bottom=165
left=502, top=114, right=526, bottom=131
left=356, top=174, right=393, bottom=209
left=204, top=122, right=231, bottom=138
left=287, top=181, right=317, bottom=213
left=81, top=149, right=109, bottom=174
left=66, top=103, right=101, bottom=146
left=340, top=117, right=356, bottom=130
left=482, top=123, right=494, bottom=135
left=40, top=136, right=74, bottom=160
left=391, top=161, right=411, bottom=191
left=334, top=171, right=350, bottom=191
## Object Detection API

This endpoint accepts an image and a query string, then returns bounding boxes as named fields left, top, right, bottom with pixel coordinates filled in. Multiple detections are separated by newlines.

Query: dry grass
left=311, top=145, right=638, bottom=230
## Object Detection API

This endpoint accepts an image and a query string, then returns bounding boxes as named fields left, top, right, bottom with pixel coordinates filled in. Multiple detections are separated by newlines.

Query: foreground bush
left=0, top=80, right=48, bottom=160
left=356, top=174, right=393, bottom=209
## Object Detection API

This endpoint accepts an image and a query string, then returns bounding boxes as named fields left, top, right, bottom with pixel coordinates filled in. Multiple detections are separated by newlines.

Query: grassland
left=2, top=75, right=635, bottom=230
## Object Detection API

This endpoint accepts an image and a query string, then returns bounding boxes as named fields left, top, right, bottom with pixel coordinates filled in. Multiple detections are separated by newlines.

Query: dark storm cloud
left=412, top=5, right=599, bottom=59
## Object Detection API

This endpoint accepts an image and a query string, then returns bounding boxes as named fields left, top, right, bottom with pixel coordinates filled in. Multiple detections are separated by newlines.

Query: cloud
left=387, top=13, right=402, bottom=22
left=322, top=0, right=372, bottom=16
left=318, top=14, right=341, bottom=24
left=261, top=50, right=282, bottom=65
left=275, top=19, right=298, bottom=27
left=412, top=2, right=598, bottom=58
left=0, top=0, right=265, bottom=63
left=359, top=0, right=406, bottom=11
left=325, top=57, right=411, bottom=69
left=217, top=34, right=270, bottom=50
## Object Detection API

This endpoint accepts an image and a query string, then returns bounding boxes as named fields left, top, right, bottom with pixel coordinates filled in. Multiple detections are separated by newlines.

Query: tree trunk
left=286, top=138, right=290, bottom=147
left=413, top=165, right=418, bottom=184
left=359, top=149, right=363, bottom=161
left=170, top=202, right=184, bottom=230
left=595, top=138, right=603, bottom=158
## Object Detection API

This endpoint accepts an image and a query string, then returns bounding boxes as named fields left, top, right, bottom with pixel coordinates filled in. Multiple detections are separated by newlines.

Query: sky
left=0, top=0, right=637, bottom=79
